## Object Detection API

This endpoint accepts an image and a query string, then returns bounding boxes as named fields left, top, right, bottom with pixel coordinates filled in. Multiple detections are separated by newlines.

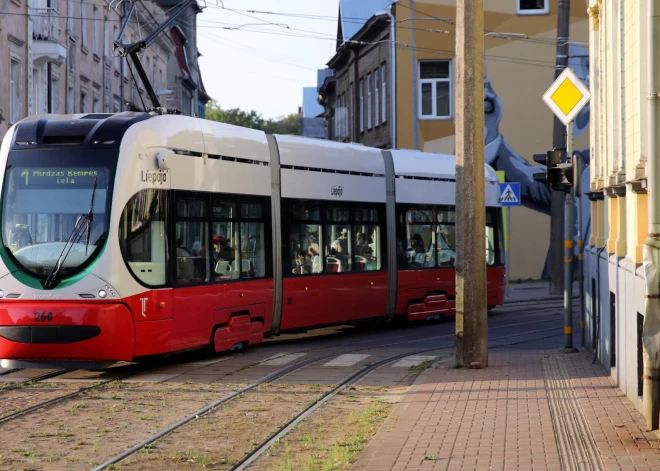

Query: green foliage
left=205, top=100, right=300, bottom=135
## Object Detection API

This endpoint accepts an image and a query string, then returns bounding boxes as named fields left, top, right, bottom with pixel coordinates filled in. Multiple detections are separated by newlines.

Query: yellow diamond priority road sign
left=542, top=68, right=590, bottom=126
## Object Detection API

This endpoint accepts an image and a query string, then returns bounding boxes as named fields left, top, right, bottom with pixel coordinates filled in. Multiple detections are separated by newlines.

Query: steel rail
left=94, top=322, right=566, bottom=471
left=230, top=326, right=565, bottom=471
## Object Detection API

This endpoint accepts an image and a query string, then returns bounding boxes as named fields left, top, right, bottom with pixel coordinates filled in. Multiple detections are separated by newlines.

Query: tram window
left=213, top=200, right=235, bottom=218
left=354, top=224, right=380, bottom=271
left=437, top=208, right=456, bottom=268
left=292, top=204, right=320, bottom=221
left=326, top=207, right=349, bottom=222
left=325, top=224, right=351, bottom=273
left=241, top=202, right=263, bottom=219
left=177, top=197, right=206, bottom=218
left=175, top=221, right=209, bottom=283
left=405, top=209, right=436, bottom=269
left=211, top=222, right=239, bottom=280
left=288, top=224, right=322, bottom=275
left=486, top=208, right=503, bottom=266
left=118, top=189, right=169, bottom=287
left=240, top=222, right=265, bottom=277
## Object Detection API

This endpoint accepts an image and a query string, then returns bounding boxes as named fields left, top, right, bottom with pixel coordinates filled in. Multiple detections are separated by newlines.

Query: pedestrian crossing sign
left=499, top=183, right=521, bottom=207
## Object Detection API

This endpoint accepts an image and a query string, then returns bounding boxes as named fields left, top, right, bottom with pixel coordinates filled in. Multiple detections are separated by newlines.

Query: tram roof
left=391, top=149, right=499, bottom=183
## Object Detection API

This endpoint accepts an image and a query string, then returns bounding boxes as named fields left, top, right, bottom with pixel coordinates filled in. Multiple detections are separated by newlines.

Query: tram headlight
left=98, top=290, right=107, bottom=299
left=0, top=290, right=4, bottom=298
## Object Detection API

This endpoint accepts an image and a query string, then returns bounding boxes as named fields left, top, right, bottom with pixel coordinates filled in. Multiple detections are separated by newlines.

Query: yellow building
left=320, top=0, right=590, bottom=280
left=584, top=0, right=658, bottom=423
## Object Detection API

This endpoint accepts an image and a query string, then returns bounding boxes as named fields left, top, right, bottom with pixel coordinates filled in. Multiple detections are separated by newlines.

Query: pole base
left=559, top=347, right=579, bottom=354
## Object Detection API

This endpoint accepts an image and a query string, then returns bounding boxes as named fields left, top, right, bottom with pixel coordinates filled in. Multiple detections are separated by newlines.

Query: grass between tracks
left=256, top=387, right=398, bottom=471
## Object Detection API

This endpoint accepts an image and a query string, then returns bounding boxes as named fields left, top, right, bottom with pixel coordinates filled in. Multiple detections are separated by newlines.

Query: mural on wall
left=483, top=44, right=591, bottom=277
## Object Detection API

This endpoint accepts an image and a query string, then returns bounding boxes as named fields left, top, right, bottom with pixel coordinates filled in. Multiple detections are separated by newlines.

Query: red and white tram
left=0, top=112, right=505, bottom=368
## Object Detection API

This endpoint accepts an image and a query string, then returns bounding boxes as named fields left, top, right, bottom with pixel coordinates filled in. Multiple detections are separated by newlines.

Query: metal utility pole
left=455, top=0, right=487, bottom=367
left=549, top=0, right=571, bottom=295
left=562, top=122, right=577, bottom=353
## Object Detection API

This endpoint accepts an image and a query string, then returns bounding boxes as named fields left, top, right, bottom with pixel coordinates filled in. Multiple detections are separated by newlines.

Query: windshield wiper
left=85, top=177, right=98, bottom=256
left=43, top=214, right=88, bottom=289
left=43, top=180, right=100, bottom=289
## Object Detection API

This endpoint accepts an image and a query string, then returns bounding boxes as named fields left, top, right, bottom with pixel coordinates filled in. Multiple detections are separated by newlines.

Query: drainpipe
left=409, top=0, right=419, bottom=150
left=642, top=0, right=660, bottom=432
left=387, top=3, right=397, bottom=149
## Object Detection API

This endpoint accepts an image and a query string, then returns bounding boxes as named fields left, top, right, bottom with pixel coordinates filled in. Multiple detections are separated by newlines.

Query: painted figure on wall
left=483, top=44, right=591, bottom=277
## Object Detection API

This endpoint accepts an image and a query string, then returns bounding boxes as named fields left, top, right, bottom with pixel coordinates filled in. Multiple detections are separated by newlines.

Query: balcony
left=30, top=7, right=67, bottom=65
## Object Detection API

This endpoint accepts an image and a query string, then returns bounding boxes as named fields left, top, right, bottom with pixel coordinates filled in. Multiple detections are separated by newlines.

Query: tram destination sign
left=15, top=167, right=105, bottom=187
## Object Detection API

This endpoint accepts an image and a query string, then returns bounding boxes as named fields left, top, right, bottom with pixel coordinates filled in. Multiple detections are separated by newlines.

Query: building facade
left=583, top=0, right=654, bottom=421
left=0, top=0, right=209, bottom=138
left=156, top=0, right=209, bottom=118
left=319, top=0, right=591, bottom=280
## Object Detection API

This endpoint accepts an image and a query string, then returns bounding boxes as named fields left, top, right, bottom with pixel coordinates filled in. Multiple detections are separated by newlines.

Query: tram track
left=0, top=369, right=70, bottom=391
left=92, top=319, right=567, bottom=471
left=0, top=300, right=572, bottom=433
left=230, top=326, right=563, bottom=471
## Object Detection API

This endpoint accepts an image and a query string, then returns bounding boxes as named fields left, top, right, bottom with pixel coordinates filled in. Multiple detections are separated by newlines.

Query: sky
left=196, top=1, right=341, bottom=119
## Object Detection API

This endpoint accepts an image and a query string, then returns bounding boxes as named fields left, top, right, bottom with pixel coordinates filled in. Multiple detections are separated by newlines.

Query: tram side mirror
left=156, top=150, right=173, bottom=170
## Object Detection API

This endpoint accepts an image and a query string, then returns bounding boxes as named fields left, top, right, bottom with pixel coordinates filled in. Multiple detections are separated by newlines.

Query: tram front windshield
left=1, top=149, right=116, bottom=281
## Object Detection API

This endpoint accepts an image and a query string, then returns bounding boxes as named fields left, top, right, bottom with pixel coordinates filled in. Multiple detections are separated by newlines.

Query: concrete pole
left=549, top=0, right=571, bottom=295
left=455, top=0, right=487, bottom=367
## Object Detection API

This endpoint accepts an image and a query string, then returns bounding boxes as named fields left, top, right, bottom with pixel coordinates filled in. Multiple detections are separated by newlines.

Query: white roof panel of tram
left=198, top=119, right=271, bottom=163
left=391, top=149, right=499, bottom=183
left=275, top=135, right=385, bottom=175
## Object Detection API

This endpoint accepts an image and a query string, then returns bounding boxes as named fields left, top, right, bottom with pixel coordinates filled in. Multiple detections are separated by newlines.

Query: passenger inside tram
left=355, top=232, right=368, bottom=256
left=307, top=243, right=322, bottom=273
left=292, top=250, right=308, bottom=275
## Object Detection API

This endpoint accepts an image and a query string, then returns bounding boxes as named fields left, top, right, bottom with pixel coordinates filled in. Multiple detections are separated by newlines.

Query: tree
left=205, top=101, right=300, bottom=136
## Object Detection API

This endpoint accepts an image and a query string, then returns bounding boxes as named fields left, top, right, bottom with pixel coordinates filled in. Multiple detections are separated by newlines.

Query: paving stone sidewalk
left=352, top=334, right=660, bottom=471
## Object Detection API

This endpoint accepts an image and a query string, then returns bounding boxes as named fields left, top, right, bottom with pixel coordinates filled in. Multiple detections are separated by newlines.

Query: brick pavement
left=352, top=335, right=660, bottom=471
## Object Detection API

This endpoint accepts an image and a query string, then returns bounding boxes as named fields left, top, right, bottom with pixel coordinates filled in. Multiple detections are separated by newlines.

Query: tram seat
left=354, top=255, right=366, bottom=271
left=327, top=256, right=340, bottom=272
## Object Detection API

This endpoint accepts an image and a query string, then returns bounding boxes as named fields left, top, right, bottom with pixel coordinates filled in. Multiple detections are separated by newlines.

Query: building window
left=80, top=1, right=87, bottom=47
left=51, top=76, right=59, bottom=113
left=32, top=67, right=40, bottom=115
left=9, top=59, right=21, bottom=124
left=67, top=0, right=75, bottom=35
left=359, top=79, right=364, bottom=133
left=93, top=6, right=99, bottom=55
left=367, top=73, right=372, bottom=130
left=349, top=82, right=354, bottom=140
left=419, top=60, right=451, bottom=119
left=80, top=91, right=87, bottom=113
left=381, top=63, right=387, bottom=123
left=67, top=86, right=74, bottom=113
left=516, top=0, right=549, bottom=15
left=113, top=27, right=119, bottom=71
left=374, top=69, right=380, bottom=126
left=104, top=18, right=110, bottom=58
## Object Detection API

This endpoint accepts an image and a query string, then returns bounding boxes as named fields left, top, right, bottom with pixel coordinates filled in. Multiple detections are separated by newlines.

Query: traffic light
left=533, top=149, right=566, bottom=190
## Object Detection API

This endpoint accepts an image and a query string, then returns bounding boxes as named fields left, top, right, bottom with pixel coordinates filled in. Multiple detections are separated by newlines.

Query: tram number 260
left=33, top=311, right=54, bottom=322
